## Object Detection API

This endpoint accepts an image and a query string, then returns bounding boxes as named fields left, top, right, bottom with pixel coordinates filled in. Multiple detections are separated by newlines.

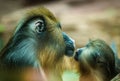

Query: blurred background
left=0, top=0, right=120, bottom=56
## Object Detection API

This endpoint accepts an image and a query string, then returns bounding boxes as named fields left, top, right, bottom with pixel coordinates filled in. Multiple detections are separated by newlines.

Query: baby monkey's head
left=74, top=39, right=116, bottom=79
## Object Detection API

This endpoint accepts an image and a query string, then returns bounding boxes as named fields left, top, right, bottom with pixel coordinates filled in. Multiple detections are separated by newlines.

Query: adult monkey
left=0, top=7, right=75, bottom=81
left=74, top=39, right=120, bottom=81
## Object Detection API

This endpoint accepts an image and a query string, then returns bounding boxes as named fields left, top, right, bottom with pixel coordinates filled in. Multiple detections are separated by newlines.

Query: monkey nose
left=74, top=48, right=83, bottom=61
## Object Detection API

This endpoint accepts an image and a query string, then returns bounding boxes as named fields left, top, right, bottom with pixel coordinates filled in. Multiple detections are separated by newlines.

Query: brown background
left=0, top=0, right=120, bottom=56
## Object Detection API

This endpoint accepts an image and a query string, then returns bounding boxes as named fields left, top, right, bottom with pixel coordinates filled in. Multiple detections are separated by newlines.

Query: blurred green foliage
left=0, top=24, right=5, bottom=50
left=0, top=24, right=5, bottom=32
left=62, top=70, right=79, bottom=81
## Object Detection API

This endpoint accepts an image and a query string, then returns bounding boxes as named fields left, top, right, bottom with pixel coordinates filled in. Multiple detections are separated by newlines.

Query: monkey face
left=74, top=47, right=97, bottom=70
left=74, top=39, right=115, bottom=74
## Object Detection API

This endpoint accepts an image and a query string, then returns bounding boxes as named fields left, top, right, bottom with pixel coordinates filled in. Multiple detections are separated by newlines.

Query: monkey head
left=0, top=7, right=75, bottom=68
left=74, top=39, right=116, bottom=80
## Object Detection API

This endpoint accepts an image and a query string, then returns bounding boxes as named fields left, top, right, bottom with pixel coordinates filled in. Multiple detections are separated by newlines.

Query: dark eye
left=35, top=21, right=45, bottom=33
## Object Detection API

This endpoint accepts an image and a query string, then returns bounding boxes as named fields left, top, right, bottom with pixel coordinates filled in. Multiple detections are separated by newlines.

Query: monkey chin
left=74, top=39, right=118, bottom=81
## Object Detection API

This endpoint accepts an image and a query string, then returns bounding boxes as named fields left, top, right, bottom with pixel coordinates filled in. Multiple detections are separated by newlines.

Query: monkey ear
left=14, top=16, right=46, bottom=35
left=28, top=18, right=46, bottom=34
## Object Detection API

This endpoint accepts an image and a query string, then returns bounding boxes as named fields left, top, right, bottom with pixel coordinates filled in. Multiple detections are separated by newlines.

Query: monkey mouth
left=65, top=46, right=75, bottom=57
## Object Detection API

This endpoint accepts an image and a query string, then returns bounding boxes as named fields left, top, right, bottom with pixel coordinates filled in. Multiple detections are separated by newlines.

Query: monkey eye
left=35, top=21, right=45, bottom=33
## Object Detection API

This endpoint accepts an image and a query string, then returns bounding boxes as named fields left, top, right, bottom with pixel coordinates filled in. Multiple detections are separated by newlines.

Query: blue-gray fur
left=0, top=18, right=40, bottom=69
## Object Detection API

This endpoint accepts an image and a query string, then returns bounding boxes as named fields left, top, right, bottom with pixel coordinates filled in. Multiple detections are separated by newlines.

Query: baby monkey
left=74, top=39, right=119, bottom=81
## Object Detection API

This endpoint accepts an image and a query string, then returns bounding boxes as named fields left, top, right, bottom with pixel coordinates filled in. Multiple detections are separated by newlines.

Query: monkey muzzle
left=62, top=32, right=75, bottom=57
left=74, top=48, right=83, bottom=61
